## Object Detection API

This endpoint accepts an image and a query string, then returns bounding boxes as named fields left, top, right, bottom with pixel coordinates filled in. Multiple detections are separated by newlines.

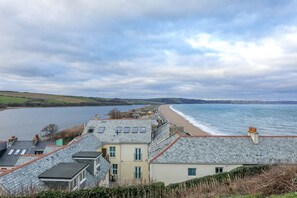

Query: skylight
left=124, top=127, right=130, bottom=133
left=132, top=127, right=138, bottom=133
left=8, top=149, right=14, bottom=155
left=140, top=127, right=146, bottom=133
left=116, top=127, right=122, bottom=133
left=98, top=127, right=105, bottom=133
left=14, top=149, right=21, bottom=155
left=21, top=149, right=27, bottom=155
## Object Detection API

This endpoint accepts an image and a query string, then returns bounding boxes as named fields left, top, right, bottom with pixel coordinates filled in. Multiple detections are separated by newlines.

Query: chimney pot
left=248, top=127, right=259, bottom=144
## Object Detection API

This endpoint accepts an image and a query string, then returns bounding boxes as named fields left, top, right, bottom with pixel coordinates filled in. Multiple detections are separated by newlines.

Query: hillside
left=1, top=91, right=297, bottom=109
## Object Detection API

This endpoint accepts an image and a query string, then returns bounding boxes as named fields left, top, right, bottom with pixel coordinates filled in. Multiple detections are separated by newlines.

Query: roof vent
left=248, top=127, right=259, bottom=144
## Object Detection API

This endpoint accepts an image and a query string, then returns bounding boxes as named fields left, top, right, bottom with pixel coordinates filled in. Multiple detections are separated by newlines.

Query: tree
left=108, top=108, right=122, bottom=119
left=41, top=124, right=59, bottom=140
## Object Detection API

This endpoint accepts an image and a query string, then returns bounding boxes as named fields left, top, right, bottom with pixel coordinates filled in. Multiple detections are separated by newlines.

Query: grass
left=167, top=165, right=297, bottom=198
left=0, top=96, right=29, bottom=104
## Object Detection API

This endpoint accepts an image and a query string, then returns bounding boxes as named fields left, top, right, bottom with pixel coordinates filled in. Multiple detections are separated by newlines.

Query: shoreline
left=159, top=105, right=211, bottom=136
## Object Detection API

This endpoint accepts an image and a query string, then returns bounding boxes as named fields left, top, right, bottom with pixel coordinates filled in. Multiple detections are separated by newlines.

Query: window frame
left=134, top=166, right=141, bottom=179
left=140, top=127, right=146, bottom=133
left=109, top=146, right=116, bottom=158
left=215, top=167, right=224, bottom=174
left=188, top=168, right=196, bottom=176
left=112, top=164, right=118, bottom=175
left=124, top=127, right=130, bottom=133
left=132, top=127, right=139, bottom=133
left=134, top=148, right=142, bottom=161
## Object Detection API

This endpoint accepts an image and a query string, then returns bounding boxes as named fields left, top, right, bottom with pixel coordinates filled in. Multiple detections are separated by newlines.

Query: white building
left=149, top=130, right=297, bottom=185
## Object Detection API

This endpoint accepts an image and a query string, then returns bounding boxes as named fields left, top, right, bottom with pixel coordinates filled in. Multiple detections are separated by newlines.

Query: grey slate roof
left=83, top=119, right=152, bottom=144
left=151, top=136, right=297, bottom=164
left=73, top=151, right=102, bottom=159
left=0, top=134, right=110, bottom=196
left=0, top=140, right=55, bottom=166
left=38, top=163, right=89, bottom=180
left=149, top=133, right=179, bottom=162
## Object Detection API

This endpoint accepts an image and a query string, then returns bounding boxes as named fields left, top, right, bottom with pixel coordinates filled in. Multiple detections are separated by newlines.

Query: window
left=116, top=127, right=122, bottom=133
left=110, top=146, right=116, bottom=157
left=188, top=168, right=196, bottom=176
left=124, top=127, right=130, bottom=133
left=98, top=127, right=105, bottom=133
left=96, top=157, right=100, bottom=166
left=20, top=149, right=27, bottom=155
left=14, top=149, right=21, bottom=155
left=70, top=177, right=78, bottom=190
left=79, top=170, right=86, bottom=184
left=88, top=127, right=95, bottom=133
left=112, top=164, right=118, bottom=175
left=135, top=148, right=142, bottom=161
left=140, top=127, right=146, bottom=133
left=215, top=167, right=223, bottom=173
left=132, top=127, right=138, bottom=133
left=135, top=166, right=141, bottom=179
left=8, top=149, right=14, bottom=155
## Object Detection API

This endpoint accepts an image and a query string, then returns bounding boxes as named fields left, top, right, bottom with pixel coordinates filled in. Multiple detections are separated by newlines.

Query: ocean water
left=171, top=104, right=297, bottom=136
left=0, top=105, right=143, bottom=140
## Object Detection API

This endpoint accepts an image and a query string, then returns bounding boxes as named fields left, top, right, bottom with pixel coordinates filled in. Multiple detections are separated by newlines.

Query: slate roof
left=83, top=119, right=152, bottom=144
left=73, top=151, right=102, bottom=158
left=151, top=135, right=297, bottom=164
left=0, top=134, right=110, bottom=196
left=38, top=163, right=89, bottom=180
left=0, top=140, right=55, bottom=167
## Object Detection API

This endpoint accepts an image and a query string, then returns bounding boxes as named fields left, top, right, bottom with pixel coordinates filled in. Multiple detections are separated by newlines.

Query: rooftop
left=38, top=163, right=89, bottom=180
left=83, top=119, right=152, bottom=144
left=150, top=135, right=297, bottom=164
left=73, top=151, right=102, bottom=159
left=0, top=140, right=55, bottom=166
left=0, top=134, right=110, bottom=195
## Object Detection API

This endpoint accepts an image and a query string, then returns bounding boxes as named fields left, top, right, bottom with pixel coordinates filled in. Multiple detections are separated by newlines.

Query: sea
left=171, top=104, right=297, bottom=136
left=0, top=105, right=143, bottom=140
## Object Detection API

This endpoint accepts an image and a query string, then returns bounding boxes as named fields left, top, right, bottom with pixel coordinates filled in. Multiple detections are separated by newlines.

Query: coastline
left=159, top=105, right=211, bottom=136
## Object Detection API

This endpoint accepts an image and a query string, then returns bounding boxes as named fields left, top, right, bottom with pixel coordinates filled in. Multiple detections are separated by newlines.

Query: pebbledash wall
left=0, top=134, right=109, bottom=196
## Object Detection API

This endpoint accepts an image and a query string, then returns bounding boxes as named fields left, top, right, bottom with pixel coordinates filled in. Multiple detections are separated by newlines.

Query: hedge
left=34, top=182, right=165, bottom=198
left=21, top=165, right=269, bottom=198
left=166, top=165, right=271, bottom=190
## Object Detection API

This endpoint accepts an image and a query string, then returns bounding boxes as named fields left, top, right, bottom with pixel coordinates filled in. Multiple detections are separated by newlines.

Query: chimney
left=32, top=134, right=40, bottom=146
left=8, top=136, right=17, bottom=147
left=248, top=127, right=259, bottom=144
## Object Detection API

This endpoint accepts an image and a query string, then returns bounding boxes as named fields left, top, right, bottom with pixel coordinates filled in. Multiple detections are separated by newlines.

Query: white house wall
left=150, top=164, right=241, bottom=185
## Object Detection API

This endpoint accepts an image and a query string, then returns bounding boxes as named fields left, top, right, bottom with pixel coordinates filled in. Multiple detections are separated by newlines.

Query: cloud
left=0, top=0, right=297, bottom=99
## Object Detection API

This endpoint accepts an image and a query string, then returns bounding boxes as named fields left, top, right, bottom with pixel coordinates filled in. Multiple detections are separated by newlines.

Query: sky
left=0, top=0, right=297, bottom=100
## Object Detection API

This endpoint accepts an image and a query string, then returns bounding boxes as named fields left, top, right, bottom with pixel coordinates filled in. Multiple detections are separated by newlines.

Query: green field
left=0, top=96, right=29, bottom=104
left=0, top=91, right=162, bottom=108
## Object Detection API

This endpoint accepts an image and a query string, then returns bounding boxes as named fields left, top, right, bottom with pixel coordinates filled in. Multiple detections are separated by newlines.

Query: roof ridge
left=150, top=134, right=181, bottom=163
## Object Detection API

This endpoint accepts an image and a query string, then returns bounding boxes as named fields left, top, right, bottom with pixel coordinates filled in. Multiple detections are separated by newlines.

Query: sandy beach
left=159, top=105, right=210, bottom=136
